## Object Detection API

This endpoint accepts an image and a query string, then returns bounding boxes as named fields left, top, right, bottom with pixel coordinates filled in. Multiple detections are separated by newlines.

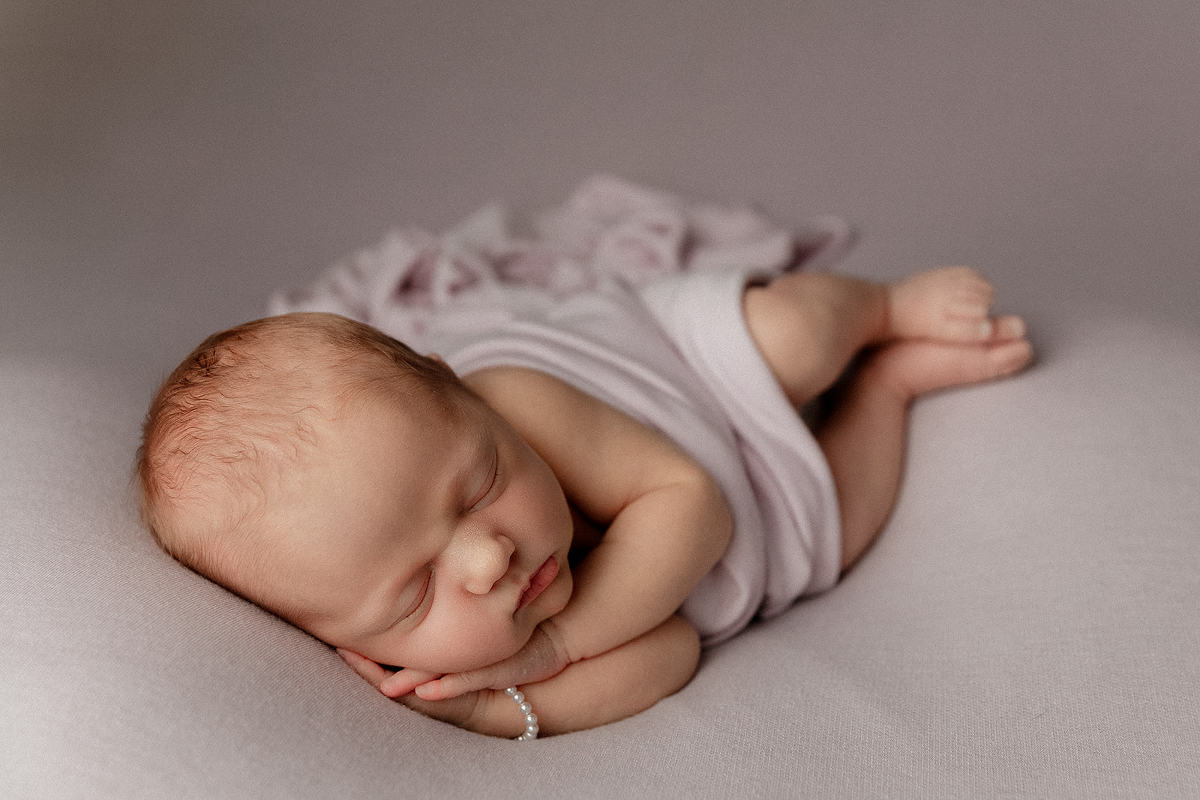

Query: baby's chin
left=390, top=630, right=533, bottom=675
left=339, top=636, right=529, bottom=675
left=451, top=634, right=532, bottom=673
left=375, top=648, right=521, bottom=674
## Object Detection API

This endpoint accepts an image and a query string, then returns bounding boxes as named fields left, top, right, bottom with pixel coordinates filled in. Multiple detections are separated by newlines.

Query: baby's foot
left=887, top=267, right=1025, bottom=343
left=868, top=337, right=1034, bottom=400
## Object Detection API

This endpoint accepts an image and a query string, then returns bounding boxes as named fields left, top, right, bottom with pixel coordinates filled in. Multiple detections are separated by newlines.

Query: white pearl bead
left=505, top=687, right=538, bottom=741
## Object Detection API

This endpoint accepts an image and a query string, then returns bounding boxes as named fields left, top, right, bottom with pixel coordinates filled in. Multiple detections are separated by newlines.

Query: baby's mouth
left=517, top=556, right=558, bottom=611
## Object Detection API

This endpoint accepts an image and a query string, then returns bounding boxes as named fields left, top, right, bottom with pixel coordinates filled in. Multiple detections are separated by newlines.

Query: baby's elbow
left=666, top=615, right=702, bottom=694
left=644, top=615, right=702, bottom=701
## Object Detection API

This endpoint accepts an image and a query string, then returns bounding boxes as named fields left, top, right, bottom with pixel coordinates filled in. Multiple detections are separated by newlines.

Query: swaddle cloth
left=271, top=175, right=851, bottom=644
left=448, top=270, right=842, bottom=644
left=270, top=175, right=852, bottom=357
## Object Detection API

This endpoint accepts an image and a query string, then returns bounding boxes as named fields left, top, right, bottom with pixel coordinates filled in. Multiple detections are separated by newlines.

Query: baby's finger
left=380, top=667, right=443, bottom=699
left=414, top=670, right=490, bottom=701
left=336, top=648, right=391, bottom=689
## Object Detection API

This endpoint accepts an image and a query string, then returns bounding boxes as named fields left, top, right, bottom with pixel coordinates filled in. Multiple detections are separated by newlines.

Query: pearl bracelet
left=504, top=686, right=539, bottom=741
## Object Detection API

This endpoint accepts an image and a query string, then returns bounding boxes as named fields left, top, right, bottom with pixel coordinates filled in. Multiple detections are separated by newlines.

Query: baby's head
left=137, top=312, right=573, bottom=674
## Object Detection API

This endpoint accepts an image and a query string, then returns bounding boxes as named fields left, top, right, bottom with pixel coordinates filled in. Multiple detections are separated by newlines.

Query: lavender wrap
left=447, top=269, right=842, bottom=645
left=271, top=176, right=851, bottom=644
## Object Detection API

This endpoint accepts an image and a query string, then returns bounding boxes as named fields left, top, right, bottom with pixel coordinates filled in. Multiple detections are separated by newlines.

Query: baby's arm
left=413, top=366, right=731, bottom=700
left=342, top=614, right=700, bottom=737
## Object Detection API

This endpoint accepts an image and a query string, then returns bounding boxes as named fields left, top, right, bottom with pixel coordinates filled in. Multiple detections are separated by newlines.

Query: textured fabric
left=6, top=320, right=1200, bottom=799
left=447, top=269, right=841, bottom=644
left=640, top=271, right=842, bottom=618
left=267, top=174, right=852, bottom=357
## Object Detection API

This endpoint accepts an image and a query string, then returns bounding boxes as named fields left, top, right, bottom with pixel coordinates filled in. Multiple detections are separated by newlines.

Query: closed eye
left=394, top=568, right=432, bottom=626
left=466, top=447, right=501, bottom=513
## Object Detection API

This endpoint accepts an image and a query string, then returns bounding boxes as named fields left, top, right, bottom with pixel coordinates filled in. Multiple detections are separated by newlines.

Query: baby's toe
left=991, top=315, right=1027, bottom=341
left=939, top=315, right=996, bottom=342
left=890, top=266, right=1001, bottom=342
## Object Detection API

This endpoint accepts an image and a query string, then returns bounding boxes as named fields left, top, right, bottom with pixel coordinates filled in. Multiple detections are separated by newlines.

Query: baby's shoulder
left=465, top=366, right=723, bottom=530
left=462, top=364, right=564, bottom=401
left=462, top=366, right=606, bottom=426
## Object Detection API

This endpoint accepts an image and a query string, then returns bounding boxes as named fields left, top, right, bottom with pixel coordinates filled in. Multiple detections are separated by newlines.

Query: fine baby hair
left=136, top=312, right=456, bottom=612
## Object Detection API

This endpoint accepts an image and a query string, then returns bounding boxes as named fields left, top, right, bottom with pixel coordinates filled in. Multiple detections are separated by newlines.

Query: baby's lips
left=517, top=555, right=559, bottom=610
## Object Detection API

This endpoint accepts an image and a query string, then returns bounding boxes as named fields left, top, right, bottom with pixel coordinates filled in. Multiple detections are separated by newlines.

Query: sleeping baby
left=136, top=264, right=1031, bottom=739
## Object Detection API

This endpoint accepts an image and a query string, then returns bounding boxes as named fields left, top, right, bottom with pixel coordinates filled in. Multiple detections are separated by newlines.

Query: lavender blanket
left=270, top=175, right=852, bottom=355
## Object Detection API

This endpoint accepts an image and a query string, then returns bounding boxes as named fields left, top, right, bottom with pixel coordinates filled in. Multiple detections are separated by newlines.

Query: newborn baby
left=137, top=266, right=1031, bottom=738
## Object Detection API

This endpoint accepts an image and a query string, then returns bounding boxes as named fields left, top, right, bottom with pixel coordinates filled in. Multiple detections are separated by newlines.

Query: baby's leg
left=742, top=265, right=1031, bottom=571
left=819, top=337, right=1033, bottom=570
left=743, top=266, right=1024, bottom=408
left=743, top=272, right=888, bottom=408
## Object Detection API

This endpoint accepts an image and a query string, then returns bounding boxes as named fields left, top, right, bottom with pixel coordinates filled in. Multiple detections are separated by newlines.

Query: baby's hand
left=411, top=620, right=571, bottom=702
left=336, top=648, right=489, bottom=729
left=335, top=649, right=441, bottom=698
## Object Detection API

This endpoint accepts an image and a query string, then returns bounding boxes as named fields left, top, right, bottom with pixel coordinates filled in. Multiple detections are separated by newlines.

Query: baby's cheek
left=412, top=623, right=519, bottom=674
left=469, top=630, right=527, bottom=668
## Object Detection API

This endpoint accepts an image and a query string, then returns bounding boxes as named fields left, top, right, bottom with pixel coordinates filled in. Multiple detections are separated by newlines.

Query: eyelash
left=395, top=568, right=432, bottom=625
left=466, top=450, right=501, bottom=513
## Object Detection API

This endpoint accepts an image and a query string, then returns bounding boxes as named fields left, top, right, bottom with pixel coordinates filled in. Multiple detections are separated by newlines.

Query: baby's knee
left=743, top=284, right=840, bottom=405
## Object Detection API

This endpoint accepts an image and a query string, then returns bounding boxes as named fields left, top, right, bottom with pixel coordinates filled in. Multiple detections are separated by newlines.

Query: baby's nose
left=460, top=530, right=516, bottom=596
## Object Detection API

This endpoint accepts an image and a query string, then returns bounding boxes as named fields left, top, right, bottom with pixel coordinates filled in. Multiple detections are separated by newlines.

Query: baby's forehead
left=335, top=383, right=481, bottom=446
